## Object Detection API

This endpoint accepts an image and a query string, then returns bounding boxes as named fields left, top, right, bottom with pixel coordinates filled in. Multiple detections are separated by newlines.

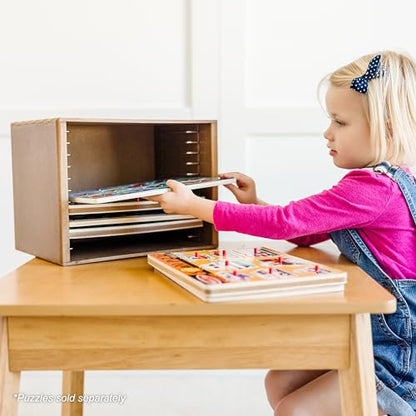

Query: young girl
left=148, top=51, right=416, bottom=416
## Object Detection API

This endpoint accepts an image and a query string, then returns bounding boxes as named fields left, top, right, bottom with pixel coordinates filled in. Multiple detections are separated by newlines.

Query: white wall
left=1, top=0, right=416, bottom=415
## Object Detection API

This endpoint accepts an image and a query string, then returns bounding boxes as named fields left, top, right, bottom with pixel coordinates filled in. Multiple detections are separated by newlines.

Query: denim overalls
left=330, top=162, right=416, bottom=416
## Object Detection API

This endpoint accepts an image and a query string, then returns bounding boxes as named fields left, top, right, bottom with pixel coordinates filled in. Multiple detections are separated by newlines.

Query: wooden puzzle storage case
left=11, top=118, right=219, bottom=265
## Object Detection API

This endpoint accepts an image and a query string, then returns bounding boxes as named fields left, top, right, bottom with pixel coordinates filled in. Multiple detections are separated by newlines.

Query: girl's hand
left=220, top=172, right=265, bottom=205
left=146, top=179, right=216, bottom=222
left=146, top=179, right=197, bottom=214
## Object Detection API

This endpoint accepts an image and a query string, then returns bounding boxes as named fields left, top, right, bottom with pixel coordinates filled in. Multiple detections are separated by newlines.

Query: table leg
left=338, top=313, right=378, bottom=416
left=0, top=317, right=21, bottom=416
left=62, top=370, right=84, bottom=416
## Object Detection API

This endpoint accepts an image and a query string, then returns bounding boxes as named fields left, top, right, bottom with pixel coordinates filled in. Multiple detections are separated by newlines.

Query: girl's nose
left=324, top=127, right=333, bottom=141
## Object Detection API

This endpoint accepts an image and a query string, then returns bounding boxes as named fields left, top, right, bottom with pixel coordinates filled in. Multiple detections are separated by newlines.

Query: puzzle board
left=172, top=247, right=339, bottom=284
left=148, top=246, right=347, bottom=302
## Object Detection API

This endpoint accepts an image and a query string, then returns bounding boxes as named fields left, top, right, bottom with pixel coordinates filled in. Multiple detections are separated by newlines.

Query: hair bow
left=350, top=55, right=383, bottom=94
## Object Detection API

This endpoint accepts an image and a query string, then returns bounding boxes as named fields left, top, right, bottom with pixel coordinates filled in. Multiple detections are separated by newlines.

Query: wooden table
left=0, top=241, right=396, bottom=416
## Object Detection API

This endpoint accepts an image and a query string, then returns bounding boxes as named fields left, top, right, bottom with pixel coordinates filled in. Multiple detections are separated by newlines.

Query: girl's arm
left=148, top=182, right=330, bottom=245
left=213, top=169, right=393, bottom=240
left=148, top=169, right=392, bottom=243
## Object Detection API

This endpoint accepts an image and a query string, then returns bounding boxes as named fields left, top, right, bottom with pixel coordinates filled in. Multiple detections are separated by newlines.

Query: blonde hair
left=320, top=51, right=416, bottom=166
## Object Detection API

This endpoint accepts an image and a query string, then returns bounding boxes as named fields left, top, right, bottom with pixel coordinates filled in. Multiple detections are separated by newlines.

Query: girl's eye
left=334, top=119, right=345, bottom=126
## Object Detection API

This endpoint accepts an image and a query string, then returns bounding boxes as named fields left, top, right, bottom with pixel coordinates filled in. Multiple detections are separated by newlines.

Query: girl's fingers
left=165, top=179, right=183, bottom=191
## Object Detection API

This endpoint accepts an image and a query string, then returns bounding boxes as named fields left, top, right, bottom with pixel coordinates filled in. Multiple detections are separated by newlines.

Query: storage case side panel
left=57, top=120, right=71, bottom=264
left=211, top=121, right=219, bottom=246
left=11, top=121, right=63, bottom=264
left=201, top=121, right=218, bottom=177
left=201, top=122, right=219, bottom=247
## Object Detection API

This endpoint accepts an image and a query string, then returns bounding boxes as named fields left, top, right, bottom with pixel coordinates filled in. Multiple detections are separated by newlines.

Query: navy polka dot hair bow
left=350, top=55, right=383, bottom=94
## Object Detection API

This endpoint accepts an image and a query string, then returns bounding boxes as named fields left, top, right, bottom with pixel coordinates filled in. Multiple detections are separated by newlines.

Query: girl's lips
left=329, top=150, right=337, bottom=156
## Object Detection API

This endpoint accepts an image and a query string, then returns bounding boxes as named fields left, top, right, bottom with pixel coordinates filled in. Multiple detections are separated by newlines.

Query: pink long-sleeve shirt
left=213, top=169, right=416, bottom=279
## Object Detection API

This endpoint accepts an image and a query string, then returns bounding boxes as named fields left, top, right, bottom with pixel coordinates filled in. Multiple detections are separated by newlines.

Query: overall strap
left=344, top=228, right=409, bottom=304
left=373, top=161, right=416, bottom=225
left=347, top=229, right=395, bottom=279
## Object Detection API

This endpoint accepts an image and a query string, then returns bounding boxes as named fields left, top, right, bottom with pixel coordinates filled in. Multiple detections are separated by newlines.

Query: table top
left=0, top=241, right=396, bottom=317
